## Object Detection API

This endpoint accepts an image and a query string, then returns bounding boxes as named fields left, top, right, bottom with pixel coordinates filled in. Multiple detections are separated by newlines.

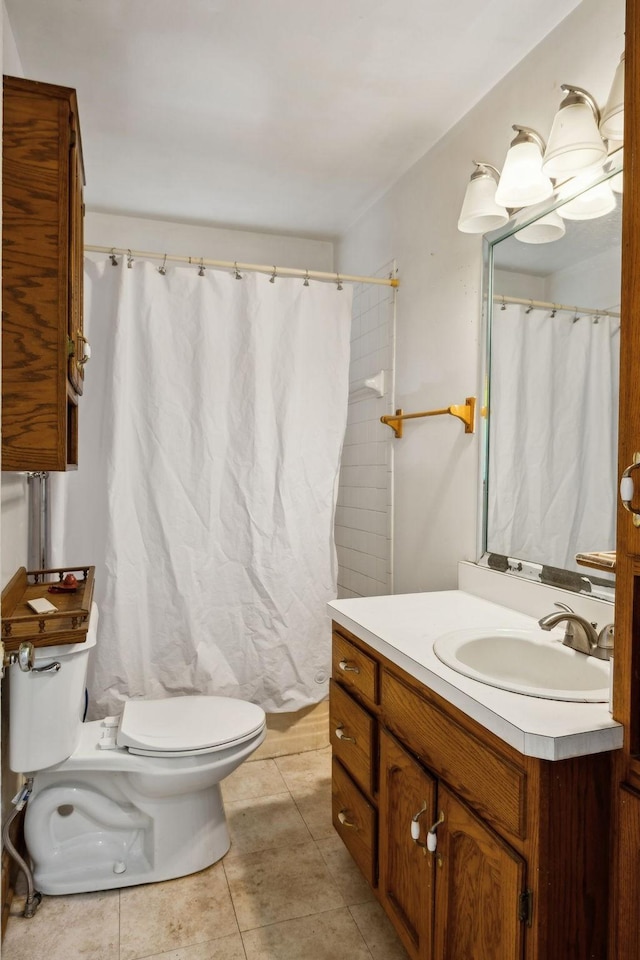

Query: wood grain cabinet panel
left=329, top=679, right=375, bottom=798
left=2, top=75, right=86, bottom=471
left=381, top=669, right=526, bottom=841
left=379, top=728, right=436, bottom=960
left=332, top=631, right=379, bottom=707
left=331, top=756, right=377, bottom=887
left=433, top=785, right=525, bottom=960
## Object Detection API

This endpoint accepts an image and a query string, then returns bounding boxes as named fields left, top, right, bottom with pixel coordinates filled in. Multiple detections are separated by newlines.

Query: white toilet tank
left=9, top=603, right=99, bottom=773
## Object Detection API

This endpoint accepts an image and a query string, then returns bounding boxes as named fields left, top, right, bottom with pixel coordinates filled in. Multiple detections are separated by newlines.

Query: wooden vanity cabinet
left=2, top=75, right=86, bottom=471
left=331, top=623, right=611, bottom=960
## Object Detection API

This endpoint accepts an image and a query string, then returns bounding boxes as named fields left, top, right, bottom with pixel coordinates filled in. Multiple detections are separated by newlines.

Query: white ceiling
left=6, top=0, right=581, bottom=239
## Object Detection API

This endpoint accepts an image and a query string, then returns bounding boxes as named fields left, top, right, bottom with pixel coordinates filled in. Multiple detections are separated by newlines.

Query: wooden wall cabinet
left=2, top=75, right=86, bottom=472
left=331, top=625, right=611, bottom=960
left=609, top=1, right=640, bottom=955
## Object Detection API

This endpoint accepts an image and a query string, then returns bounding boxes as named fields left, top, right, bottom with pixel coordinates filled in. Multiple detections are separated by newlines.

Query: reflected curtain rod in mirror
left=493, top=294, right=620, bottom=320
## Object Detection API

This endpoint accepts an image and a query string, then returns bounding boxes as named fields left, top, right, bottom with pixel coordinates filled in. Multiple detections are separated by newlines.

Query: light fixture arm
left=510, top=125, right=546, bottom=153
left=471, top=161, right=501, bottom=182
left=559, top=85, right=601, bottom=123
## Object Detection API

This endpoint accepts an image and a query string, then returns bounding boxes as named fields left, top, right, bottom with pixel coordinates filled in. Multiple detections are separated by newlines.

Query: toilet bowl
left=9, top=605, right=266, bottom=895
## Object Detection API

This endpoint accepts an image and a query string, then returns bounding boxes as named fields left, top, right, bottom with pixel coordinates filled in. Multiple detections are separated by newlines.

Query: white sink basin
left=432, top=628, right=609, bottom=702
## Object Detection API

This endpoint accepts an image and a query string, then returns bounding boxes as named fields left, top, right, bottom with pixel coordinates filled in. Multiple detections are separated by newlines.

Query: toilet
left=8, top=604, right=266, bottom=895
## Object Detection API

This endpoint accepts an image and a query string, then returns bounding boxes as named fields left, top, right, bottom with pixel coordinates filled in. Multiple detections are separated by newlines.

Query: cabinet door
left=611, top=785, right=640, bottom=959
left=379, top=728, right=436, bottom=960
left=433, top=785, right=525, bottom=960
left=68, top=108, right=85, bottom=397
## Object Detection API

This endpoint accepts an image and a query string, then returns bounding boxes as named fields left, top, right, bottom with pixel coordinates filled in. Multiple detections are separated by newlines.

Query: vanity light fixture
left=514, top=210, right=566, bottom=244
left=457, top=162, right=509, bottom=234
left=556, top=173, right=617, bottom=221
left=600, top=52, right=625, bottom=140
left=542, top=85, right=607, bottom=179
left=494, top=126, right=554, bottom=208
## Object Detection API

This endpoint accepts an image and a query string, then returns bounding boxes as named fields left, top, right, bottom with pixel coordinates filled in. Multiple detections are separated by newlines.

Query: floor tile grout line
left=221, top=855, right=248, bottom=958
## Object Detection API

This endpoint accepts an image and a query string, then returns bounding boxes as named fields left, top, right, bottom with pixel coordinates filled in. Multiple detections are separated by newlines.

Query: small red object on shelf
left=48, top=573, right=79, bottom=594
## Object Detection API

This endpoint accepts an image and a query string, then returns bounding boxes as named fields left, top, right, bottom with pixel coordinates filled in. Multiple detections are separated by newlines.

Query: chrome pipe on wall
left=27, top=472, right=50, bottom=571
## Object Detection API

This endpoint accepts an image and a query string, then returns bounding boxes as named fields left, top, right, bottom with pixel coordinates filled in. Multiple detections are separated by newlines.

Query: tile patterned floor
left=3, top=746, right=409, bottom=960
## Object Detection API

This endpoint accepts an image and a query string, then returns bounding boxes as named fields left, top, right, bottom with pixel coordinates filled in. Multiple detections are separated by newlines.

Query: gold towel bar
left=380, top=397, right=476, bottom=438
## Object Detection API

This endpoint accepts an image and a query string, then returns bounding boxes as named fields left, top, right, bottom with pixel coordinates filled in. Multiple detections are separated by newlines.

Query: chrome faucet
left=538, top=602, right=614, bottom=660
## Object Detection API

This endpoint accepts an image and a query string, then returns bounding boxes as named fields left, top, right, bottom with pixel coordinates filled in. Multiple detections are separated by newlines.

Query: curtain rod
left=493, top=293, right=620, bottom=319
left=85, top=245, right=399, bottom=288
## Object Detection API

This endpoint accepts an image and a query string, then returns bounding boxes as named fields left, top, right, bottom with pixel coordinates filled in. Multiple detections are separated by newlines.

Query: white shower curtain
left=51, top=259, right=351, bottom=717
left=487, top=303, right=619, bottom=572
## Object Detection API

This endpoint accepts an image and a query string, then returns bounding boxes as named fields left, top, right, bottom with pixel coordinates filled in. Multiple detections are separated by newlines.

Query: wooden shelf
left=1, top=565, right=95, bottom=650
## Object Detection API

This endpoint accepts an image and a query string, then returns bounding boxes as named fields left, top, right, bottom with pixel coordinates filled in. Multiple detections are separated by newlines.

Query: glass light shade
left=457, top=171, right=509, bottom=234
left=600, top=52, right=625, bottom=140
left=610, top=170, right=623, bottom=193
left=557, top=178, right=616, bottom=220
left=514, top=211, right=566, bottom=244
left=542, top=100, right=607, bottom=178
left=494, top=139, right=554, bottom=207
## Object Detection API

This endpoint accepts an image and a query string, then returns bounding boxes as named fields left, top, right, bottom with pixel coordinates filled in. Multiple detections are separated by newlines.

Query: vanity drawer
left=332, top=631, right=379, bottom=707
left=332, top=756, right=377, bottom=887
left=330, top=679, right=375, bottom=798
left=381, top=670, right=527, bottom=841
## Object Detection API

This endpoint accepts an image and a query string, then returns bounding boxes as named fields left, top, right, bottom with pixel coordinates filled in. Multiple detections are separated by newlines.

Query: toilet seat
left=116, top=695, right=266, bottom=758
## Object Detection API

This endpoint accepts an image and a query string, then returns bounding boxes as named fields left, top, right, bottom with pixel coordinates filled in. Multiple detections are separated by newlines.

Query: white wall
left=336, top=0, right=625, bottom=595
left=546, top=246, right=622, bottom=309
left=85, top=211, right=334, bottom=272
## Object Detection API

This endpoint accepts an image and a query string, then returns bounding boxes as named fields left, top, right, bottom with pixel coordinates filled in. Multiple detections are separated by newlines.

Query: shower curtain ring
left=500, top=296, right=506, bottom=311
left=234, top=262, right=243, bottom=280
left=126, top=250, right=134, bottom=269
left=269, top=267, right=277, bottom=283
left=198, top=258, right=206, bottom=277
left=336, top=274, right=343, bottom=291
left=157, top=254, right=167, bottom=276
left=109, top=248, right=119, bottom=266
left=303, top=270, right=310, bottom=287
left=525, top=299, right=533, bottom=314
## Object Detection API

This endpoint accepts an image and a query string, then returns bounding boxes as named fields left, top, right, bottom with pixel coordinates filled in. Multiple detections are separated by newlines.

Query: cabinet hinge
left=518, top=889, right=533, bottom=926
left=67, top=337, right=75, bottom=358
left=69, top=127, right=77, bottom=148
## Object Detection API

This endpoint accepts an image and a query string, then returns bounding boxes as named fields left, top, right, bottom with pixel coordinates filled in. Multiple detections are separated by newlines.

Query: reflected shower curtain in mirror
left=487, top=303, right=620, bottom=573
left=51, top=259, right=351, bottom=718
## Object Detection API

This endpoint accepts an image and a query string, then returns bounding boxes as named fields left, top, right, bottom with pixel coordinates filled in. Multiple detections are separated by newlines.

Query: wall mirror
left=480, top=149, right=623, bottom=599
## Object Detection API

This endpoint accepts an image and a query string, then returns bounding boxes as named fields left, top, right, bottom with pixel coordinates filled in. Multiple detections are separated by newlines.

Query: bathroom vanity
left=329, top=588, right=622, bottom=960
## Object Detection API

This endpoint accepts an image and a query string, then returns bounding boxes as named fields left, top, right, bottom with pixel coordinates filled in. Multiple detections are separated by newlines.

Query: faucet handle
left=597, top=624, right=614, bottom=650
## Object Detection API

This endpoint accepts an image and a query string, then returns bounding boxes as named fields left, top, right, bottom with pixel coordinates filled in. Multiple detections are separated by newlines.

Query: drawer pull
left=335, top=725, right=356, bottom=744
left=338, top=659, right=360, bottom=674
left=411, top=804, right=444, bottom=854
left=338, top=810, right=358, bottom=829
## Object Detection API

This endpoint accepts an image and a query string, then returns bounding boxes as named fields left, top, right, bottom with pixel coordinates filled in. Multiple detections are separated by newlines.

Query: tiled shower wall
left=335, top=262, right=397, bottom=598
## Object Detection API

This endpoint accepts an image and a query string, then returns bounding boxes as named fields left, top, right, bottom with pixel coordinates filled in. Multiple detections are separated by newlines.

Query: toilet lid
left=116, top=696, right=266, bottom=756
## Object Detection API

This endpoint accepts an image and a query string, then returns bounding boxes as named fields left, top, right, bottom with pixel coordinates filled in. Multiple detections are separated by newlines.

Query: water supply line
left=2, top=779, right=42, bottom=918
left=27, top=472, right=51, bottom=570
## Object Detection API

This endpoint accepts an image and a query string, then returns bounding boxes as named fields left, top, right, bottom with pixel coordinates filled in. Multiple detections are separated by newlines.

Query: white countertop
left=328, top=589, right=623, bottom=761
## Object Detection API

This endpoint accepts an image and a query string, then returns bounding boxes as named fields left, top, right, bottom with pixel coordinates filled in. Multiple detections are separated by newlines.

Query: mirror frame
left=477, top=147, right=623, bottom=596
